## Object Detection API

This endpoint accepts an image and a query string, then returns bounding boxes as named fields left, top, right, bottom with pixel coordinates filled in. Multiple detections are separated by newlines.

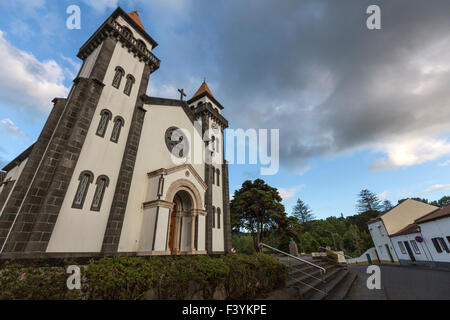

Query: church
left=0, top=7, right=231, bottom=259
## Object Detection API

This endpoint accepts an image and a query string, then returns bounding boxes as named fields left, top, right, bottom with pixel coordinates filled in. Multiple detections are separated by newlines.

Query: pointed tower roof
left=188, top=81, right=223, bottom=110
left=127, top=11, right=146, bottom=31
left=193, top=81, right=214, bottom=99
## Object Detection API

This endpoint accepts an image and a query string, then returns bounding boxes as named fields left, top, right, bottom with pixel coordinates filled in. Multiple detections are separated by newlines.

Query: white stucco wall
left=368, top=220, right=399, bottom=262
left=118, top=104, right=206, bottom=252
left=390, top=232, right=432, bottom=262
left=47, top=39, right=146, bottom=253
left=419, top=217, right=450, bottom=263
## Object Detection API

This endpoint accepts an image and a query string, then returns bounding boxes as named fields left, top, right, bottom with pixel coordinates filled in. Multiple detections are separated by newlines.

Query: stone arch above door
left=165, top=179, right=206, bottom=215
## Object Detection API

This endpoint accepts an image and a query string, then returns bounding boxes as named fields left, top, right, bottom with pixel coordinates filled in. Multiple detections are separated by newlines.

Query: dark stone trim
left=187, top=91, right=224, bottom=110
left=101, top=64, right=152, bottom=253
left=142, top=96, right=198, bottom=126
left=222, top=161, right=231, bottom=254
left=0, top=37, right=114, bottom=253
left=2, top=143, right=35, bottom=172
left=203, top=115, right=213, bottom=254
left=0, top=97, right=67, bottom=252
left=194, top=214, right=198, bottom=250
left=0, top=180, right=15, bottom=212
left=151, top=206, right=160, bottom=251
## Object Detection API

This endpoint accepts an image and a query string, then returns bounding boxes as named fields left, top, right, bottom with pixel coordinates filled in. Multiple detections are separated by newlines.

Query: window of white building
left=409, top=240, right=420, bottom=254
left=398, top=241, right=406, bottom=254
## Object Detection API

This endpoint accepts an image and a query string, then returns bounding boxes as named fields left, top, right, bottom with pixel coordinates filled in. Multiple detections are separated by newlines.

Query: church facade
left=0, top=7, right=231, bottom=259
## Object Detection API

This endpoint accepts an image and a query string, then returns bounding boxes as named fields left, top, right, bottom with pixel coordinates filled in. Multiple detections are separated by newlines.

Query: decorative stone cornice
left=148, top=164, right=208, bottom=190
left=193, top=102, right=228, bottom=129
left=77, top=17, right=160, bottom=73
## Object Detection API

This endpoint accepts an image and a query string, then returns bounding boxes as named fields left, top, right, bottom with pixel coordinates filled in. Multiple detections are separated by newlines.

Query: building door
left=168, top=204, right=178, bottom=253
left=385, top=244, right=394, bottom=262
left=403, top=241, right=416, bottom=262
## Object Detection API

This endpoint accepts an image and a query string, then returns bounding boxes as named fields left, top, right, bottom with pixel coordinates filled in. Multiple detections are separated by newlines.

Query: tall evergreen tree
left=356, top=189, right=382, bottom=213
left=292, top=198, right=315, bottom=223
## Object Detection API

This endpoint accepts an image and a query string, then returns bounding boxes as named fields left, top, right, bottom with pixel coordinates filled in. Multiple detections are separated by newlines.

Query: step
left=297, top=267, right=345, bottom=299
left=308, top=269, right=350, bottom=300
left=326, top=272, right=357, bottom=300
left=289, top=262, right=332, bottom=277
left=287, top=265, right=338, bottom=287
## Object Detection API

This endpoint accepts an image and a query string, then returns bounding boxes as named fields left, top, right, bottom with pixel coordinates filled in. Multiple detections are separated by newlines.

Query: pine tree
left=292, top=198, right=315, bottom=223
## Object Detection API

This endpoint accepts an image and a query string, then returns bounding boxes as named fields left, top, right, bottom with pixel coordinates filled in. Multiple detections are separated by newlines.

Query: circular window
left=165, top=127, right=189, bottom=158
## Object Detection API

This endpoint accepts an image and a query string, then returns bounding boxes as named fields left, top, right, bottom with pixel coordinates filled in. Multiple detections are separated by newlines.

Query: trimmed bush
left=0, top=254, right=288, bottom=300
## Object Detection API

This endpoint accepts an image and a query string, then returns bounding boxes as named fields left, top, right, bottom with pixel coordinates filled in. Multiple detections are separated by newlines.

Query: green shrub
left=326, top=250, right=338, bottom=263
left=0, top=254, right=288, bottom=300
left=0, top=263, right=82, bottom=300
left=232, top=234, right=256, bottom=255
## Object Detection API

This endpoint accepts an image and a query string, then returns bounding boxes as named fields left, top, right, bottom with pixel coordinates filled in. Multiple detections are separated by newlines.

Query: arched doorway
left=168, top=190, right=194, bottom=254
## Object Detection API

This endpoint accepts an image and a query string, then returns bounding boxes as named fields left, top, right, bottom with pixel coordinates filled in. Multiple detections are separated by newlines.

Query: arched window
left=211, top=136, right=216, bottom=151
left=124, top=74, right=135, bottom=96
left=217, top=208, right=221, bottom=229
left=91, top=175, right=109, bottom=211
left=110, top=116, right=124, bottom=143
left=112, top=66, right=125, bottom=89
left=216, top=169, right=220, bottom=187
left=96, top=109, right=112, bottom=137
left=72, top=171, right=94, bottom=209
left=212, top=206, right=216, bottom=228
left=212, top=166, right=215, bottom=185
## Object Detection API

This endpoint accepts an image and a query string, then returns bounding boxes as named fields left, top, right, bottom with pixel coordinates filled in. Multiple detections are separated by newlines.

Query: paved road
left=347, top=265, right=450, bottom=300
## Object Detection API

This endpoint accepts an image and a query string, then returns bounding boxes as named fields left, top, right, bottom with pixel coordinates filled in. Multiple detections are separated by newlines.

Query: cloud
left=0, top=30, right=69, bottom=111
left=278, top=185, right=305, bottom=201
left=377, top=191, right=389, bottom=200
left=278, top=187, right=298, bottom=201
left=158, top=0, right=450, bottom=173
left=438, top=159, right=450, bottom=167
left=82, top=0, right=119, bottom=12
left=0, top=119, right=26, bottom=137
left=370, top=137, right=450, bottom=171
left=421, top=184, right=450, bottom=195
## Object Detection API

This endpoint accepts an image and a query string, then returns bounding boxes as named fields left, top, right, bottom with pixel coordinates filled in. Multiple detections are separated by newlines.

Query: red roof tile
left=193, top=81, right=214, bottom=99
left=128, top=11, right=145, bottom=31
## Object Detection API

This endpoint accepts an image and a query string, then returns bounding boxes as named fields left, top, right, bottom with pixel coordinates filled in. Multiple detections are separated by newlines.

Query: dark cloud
left=146, top=0, right=450, bottom=172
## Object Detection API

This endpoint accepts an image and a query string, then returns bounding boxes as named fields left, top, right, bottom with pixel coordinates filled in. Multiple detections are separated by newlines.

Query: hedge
left=0, top=254, right=288, bottom=300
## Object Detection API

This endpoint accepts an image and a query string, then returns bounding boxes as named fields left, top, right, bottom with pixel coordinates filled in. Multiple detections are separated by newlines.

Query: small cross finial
left=178, top=88, right=187, bottom=102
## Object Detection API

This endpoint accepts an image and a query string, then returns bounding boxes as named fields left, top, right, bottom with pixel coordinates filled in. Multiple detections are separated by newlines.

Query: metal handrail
left=260, top=243, right=326, bottom=274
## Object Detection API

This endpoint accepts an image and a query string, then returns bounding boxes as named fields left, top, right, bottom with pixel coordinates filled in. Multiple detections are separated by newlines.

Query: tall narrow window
left=91, top=175, right=109, bottom=211
left=212, top=166, right=215, bottom=185
left=432, top=238, right=443, bottom=253
left=398, top=241, right=406, bottom=254
left=72, top=171, right=94, bottom=209
left=217, top=208, right=221, bottom=229
left=410, top=240, right=420, bottom=254
left=437, top=237, right=450, bottom=253
left=212, top=206, right=216, bottom=228
left=112, top=66, right=125, bottom=89
left=216, top=169, right=220, bottom=187
left=124, top=74, right=135, bottom=96
left=110, top=116, right=124, bottom=143
left=96, top=109, right=112, bottom=137
left=211, top=136, right=216, bottom=151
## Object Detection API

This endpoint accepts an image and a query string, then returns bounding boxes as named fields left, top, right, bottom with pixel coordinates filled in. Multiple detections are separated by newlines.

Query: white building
left=367, top=199, right=438, bottom=264
left=390, top=224, right=434, bottom=266
left=0, top=7, right=231, bottom=259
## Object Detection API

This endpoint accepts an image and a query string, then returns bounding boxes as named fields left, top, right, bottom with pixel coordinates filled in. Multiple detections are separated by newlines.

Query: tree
left=430, top=196, right=450, bottom=208
left=356, top=189, right=381, bottom=213
left=292, top=198, right=315, bottom=223
left=230, top=179, right=287, bottom=251
left=382, top=200, right=393, bottom=212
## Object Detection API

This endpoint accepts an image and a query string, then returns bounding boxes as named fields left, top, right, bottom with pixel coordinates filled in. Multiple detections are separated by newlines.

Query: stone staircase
left=268, top=255, right=357, bottom=300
